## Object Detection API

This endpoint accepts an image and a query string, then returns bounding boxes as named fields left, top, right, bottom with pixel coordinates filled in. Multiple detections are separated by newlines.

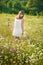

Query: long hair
left=19, top=10, right=24, bottom=19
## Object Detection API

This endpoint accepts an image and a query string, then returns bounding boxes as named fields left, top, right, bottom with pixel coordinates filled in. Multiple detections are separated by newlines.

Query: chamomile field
left=0, top=13, right=43, bottom=65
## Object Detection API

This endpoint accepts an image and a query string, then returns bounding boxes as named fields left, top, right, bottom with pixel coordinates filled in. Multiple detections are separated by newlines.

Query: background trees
left=0, top=0, right=43, bottom=15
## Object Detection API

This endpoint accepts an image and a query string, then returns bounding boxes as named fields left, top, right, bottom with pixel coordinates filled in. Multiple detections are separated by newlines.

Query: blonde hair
left=19, top=10, right=24, bottom=15
left=18, top=10, right=24, bottom=19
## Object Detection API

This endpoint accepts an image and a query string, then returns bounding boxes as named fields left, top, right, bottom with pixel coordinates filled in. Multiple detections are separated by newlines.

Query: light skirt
left=12, top=19, right=22, bottom=37
left=12, top=28, right=22, bottom=37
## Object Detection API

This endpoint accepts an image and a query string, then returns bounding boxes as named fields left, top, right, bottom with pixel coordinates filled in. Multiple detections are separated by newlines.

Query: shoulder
left=15, top=15, right=19, bottom=19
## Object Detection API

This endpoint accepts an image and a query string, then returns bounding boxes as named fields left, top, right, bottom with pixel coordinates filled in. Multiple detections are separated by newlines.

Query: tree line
left=0, top=0, right=43, bottom=15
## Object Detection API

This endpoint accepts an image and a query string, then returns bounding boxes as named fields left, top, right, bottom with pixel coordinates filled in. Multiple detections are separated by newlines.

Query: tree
left=0, top=0, right=43, bottom=15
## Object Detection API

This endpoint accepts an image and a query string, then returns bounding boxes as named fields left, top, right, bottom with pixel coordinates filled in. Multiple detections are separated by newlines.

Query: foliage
left=0, top=0, right=43, bottom=15
left=0, top=42, right=43, bottom=65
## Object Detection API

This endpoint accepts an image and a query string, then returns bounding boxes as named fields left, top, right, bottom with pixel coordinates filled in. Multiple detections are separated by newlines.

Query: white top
left=12, top=18, right=22, bottom=37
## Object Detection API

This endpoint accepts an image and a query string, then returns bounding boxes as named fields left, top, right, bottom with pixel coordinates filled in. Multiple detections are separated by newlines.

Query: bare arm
left=22, top=18, right=24, bottom=34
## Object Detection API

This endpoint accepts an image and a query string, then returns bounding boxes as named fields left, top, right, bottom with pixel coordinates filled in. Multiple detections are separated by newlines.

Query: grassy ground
left=0, top=13, right=43, bottom=65
left=0, top=13, right=43, bottom=44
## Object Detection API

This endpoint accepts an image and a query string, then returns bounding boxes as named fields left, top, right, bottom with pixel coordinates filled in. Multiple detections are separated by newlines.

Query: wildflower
left=0, top=35, right=4, bottom=41
left=10, top=48, right=15, bottom=53
left=0, top=46, right=3, bottom=50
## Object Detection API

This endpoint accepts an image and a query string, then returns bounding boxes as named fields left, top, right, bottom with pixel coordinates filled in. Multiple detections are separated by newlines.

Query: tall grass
left=0, top=13, right=43, bottom=65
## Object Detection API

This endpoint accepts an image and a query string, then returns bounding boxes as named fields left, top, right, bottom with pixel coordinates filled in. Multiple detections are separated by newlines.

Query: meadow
left=0, top=13, right=43, bottom=65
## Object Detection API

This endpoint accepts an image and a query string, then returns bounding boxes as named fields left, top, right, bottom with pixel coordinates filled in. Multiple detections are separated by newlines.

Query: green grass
left=0, top=13, right=43, bottom=44
left=0, top=13, right=43, bottom=65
